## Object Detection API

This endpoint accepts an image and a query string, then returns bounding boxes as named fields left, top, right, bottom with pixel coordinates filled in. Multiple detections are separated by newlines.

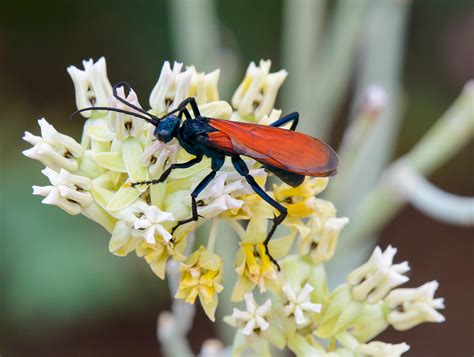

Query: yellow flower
left=297, top=213, right=349, bottom=264
left=231, top=216, right=295, bottom=301
left=274, top=177, right=329, bottom=218
left=135, top=234, right=188, bottom=280
left=175, top=246, right=224, bottom=321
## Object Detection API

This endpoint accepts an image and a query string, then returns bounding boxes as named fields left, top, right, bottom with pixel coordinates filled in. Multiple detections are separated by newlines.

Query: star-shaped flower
left=281, top=283, right=322, bottom=326
left=225, top=292, right=272, bottom=336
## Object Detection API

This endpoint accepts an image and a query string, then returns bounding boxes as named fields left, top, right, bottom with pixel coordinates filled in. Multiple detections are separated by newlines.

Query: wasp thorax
left=154, top=115, right=180, bottom=143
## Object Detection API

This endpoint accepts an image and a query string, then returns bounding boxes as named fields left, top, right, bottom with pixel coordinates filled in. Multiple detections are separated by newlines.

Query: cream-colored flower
left=140, top=139, right=180, bottom=177
left=135, top=237, right=188, bottom=280
left=232, top=59, right=287, bottom=120
left=23, top=118, right=84, bottom=172
left=32, top=167, right=93, bottom=215
left=196, top=172, right=245, bottom=218
left=149, top=61, right=192, bottom=115
left=281, top=283, right=322, bottom=326
left=131, top=204, right=175, bottom=243
left=258, top=108, right=284, bottom=126
left=175, top=246, right=224, bottom=321
left=347, top=245, right=410, bottom=303
left=385, top=280, right=445, bottom=330
left=188, top=66, right=220, bottom=105
left=356, top=341, right=410, bottom=357
left=67, top=57, right=112, bottom=116
left=225, top=292, right=272, bottom=336
left=106, top=85, right=145, bottom=141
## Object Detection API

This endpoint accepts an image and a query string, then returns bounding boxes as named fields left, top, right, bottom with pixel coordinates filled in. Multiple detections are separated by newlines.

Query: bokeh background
left=1, top=0, right=473, bottom=356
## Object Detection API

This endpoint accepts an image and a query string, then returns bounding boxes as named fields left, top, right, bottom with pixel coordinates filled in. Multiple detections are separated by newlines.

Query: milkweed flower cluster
left=24, top=57, right=445, bottom=356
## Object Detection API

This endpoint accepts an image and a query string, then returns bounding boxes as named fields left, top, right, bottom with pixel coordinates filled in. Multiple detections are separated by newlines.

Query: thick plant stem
left=157, top=233, right=196, bottom=357
left=325, top=0, right=411, bottom=283
left=281, top=0, right=326, bottom=116
left=339, top=82, right=474, bottom=254
left=326, top=86, right=387, bottom=204
left=302, top=0, right=370, bottom=138
left=168, top=0, right=220, bottom=72
left=331, top=0, right=411, bottom=216
left=393, top=164, right=474, bottom=225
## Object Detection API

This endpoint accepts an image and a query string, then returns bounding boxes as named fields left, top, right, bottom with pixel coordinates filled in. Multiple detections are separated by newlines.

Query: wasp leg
left=166, top=97, right=201, bottom=119
left=178, top=97, right=201, bottom=117
left=178, top=106, right=192, bottom=120
left=231, top=156, right=287, bottom=270
left=131, top=156, right=202, bottom=187
left=270, top=111, right=299, bottom=131
left=170, top=157, right=225, bottom=236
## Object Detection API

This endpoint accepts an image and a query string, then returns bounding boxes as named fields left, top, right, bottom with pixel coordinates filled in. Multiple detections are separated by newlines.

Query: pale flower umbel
left=347, top=245, right=410, bottom=303
left=24, top=57, right=447, bottom=354
left=385, top=280, right=445, bottom=330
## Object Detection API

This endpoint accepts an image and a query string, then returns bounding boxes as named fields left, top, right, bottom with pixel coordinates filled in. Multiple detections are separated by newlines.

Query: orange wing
left=206, top=119, right=339, bottom=177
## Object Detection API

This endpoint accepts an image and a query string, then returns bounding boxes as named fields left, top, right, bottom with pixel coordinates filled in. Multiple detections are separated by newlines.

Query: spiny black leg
left=131, top=156, right=202, bottom=187
left=170, top=157, right=225, bottom=237
left=231, top=156, right=287, bottom=270
left=176, top=97, right=200, bottom=117
left=178, top=106, right=192, bottom=120
left=270, top=111, right=299, bottom=131
left=165, top=97, right=201, bottom=118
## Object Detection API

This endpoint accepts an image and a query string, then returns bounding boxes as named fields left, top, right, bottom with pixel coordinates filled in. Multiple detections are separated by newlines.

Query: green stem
left=168, top=0, right=220, bottom=72
left=281, top=0, right=326, bottom=113
left=340, top=82, right=474, bottom=253
left=207, top=217, right=219, bottom=252
left=302, top=0, right=370, bottom=138
left=330, top=0, right=411, bottom=216
left=326, top=86, right=386, bottom=204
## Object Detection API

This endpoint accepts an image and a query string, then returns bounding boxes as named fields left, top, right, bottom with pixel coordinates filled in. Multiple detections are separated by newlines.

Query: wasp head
left=154, top=115, right=180, bottom=143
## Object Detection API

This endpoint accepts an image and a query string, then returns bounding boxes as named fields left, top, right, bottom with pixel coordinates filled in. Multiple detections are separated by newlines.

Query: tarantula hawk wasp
left=74, top=82, right=339, bottom=269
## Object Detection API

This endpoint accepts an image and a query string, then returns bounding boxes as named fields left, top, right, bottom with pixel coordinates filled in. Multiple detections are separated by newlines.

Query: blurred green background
left=1, top=0, right=473, bottom=356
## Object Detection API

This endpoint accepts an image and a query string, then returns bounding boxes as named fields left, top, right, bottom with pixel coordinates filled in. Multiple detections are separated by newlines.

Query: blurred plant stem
left=337, top=81, right=474, bottom=263
left=325, top=0, right=411, bottom=283
left=168, top=0, right=220, bottom=72
left=328, top=0, right=411, bottom=216
left=168, top=0, right=237, bottom=98
left=281, top=0, right=326, bottom=114
left=292, top=0, right=370, bottom=139
left=392, top=164, right=474, bottom=226
left=158, top=234, right=196, bottom=357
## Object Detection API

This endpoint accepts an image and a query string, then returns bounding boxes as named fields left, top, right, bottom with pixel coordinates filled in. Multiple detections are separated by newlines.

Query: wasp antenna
left=112, top=82, right=155, bottom=118
left=70, top=106, right=160, bottom=126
